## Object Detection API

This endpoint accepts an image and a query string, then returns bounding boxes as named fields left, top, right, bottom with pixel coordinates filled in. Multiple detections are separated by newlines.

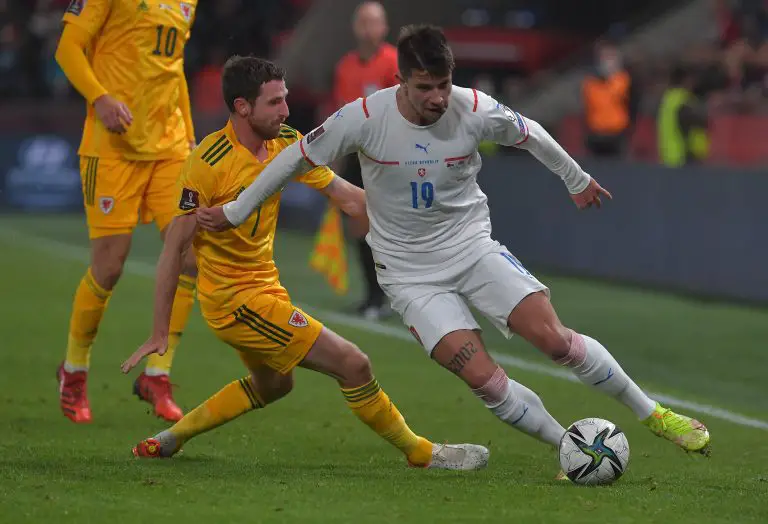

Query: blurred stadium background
left=1, top=1, right=767, bottom=522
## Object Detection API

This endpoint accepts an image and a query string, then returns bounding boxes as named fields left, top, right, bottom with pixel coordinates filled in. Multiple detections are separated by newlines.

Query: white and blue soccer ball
left=558, top=418, right=630, bottom=486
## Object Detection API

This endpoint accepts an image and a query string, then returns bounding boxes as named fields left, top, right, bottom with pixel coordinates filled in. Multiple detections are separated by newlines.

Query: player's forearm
left=152, top=245, right=184, bottom=337
left=223, top=142, right=306, bottom=226
left=55, top=24, right=108, bottom=105
left=517, top=118, right=591, bottom=194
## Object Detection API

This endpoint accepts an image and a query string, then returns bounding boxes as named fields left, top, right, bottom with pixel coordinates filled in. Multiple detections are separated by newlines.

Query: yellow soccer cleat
left=642, top=403, right=711, bottom=455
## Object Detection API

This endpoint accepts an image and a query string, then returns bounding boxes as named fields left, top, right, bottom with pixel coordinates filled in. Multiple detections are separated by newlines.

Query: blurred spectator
left=657, top=65, right=710, bottom=167
left=581, top=39, right=638, bottom=157
left=332, top=1, right=398, bottom=321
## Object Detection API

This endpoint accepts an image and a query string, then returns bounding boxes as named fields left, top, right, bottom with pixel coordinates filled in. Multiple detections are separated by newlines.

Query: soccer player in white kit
left=197, top=26, right=711, bottom=460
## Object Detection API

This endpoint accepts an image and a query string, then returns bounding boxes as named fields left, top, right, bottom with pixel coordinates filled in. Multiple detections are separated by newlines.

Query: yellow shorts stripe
left=240, top=305, right=292, bottom=338
left=234, top=309, right=291, bottom=347
left=237, top=306, right=293, bottom=343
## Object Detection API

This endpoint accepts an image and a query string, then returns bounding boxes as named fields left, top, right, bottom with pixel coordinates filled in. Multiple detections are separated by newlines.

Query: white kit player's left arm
left=223, top=102, right=365, bottom=226
left=477, top=91, right=591, bottom=195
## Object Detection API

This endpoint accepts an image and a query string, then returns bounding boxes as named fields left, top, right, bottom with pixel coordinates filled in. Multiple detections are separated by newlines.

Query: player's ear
left=233, top=97, right=250, bottom=118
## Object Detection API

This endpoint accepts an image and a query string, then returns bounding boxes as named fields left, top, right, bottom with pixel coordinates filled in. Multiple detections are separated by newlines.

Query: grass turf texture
left=1, top=215, right=766, bottom=523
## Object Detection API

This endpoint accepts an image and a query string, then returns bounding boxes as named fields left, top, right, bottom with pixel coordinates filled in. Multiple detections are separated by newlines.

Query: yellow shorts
left=212, top=291, right=324, bottom=375
left=80, top=156, right=187, bottom=239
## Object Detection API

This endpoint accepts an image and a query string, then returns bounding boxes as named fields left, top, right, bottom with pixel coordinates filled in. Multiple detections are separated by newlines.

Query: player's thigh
left=460, top=249, right=549, bottom=338
left=387, top=283, right=481, bottom=356
left=144, top=157, right=187, bottom=233
left=431, top=329, right=498, bottom=389
left=299, top=326, right=373, bottom=387
left=214, top=291, right=323, bottom=376
left=80, top=156, right=151, bottom=239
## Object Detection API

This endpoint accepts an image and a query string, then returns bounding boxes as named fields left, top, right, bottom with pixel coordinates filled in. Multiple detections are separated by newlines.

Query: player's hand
left=196, top=206, right=235, bottom=232
left=121, top=335, right=168, bottom=374
left=188, top=139, right=196, bottom=151
left=570, top=178, right=612, bottom=210
left=93, top=94, right=133, bottom=134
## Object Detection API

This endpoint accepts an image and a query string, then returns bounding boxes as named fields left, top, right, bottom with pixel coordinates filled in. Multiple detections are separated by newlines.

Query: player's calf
left=433, top=329, right=565, bottom=447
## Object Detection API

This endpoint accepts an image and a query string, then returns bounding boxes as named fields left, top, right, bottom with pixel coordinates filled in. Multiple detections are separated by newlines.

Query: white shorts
left=381, top=247, right=548, bottom=354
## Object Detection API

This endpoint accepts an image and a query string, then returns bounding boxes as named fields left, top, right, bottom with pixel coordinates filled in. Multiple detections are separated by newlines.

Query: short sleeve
left=299, top=100, right=366, bottom=167
left=175, top=156, right=216, bottom=216
left=476, top=90, right=529, bottom=147
left=62, top=0, right=111, bottom=38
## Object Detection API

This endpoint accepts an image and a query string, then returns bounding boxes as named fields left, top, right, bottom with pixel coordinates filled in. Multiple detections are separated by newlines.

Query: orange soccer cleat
left=133, top=373, right=183, bottom=422
left=57, top=363, right=92, bottom=424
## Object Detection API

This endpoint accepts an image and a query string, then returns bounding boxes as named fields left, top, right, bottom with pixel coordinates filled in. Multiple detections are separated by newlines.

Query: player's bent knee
left=90, top=256, right=126, bottom=289
left=339, top=344, right=373, bottom=385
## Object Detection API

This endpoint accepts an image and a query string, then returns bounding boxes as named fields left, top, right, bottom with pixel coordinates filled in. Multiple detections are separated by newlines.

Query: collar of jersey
left=223, top=119, right=274, bottom=163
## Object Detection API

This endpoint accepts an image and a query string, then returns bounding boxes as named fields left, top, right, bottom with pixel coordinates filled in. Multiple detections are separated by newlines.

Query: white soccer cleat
left=421, top=443, right=490, bottom=470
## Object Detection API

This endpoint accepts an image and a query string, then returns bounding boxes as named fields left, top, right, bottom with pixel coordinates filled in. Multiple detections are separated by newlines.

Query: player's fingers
left=120, top=104, right=134, bottom=124
left=598, top=185, right=613, bottom=200
left=594, top=195, right=602, bottom=209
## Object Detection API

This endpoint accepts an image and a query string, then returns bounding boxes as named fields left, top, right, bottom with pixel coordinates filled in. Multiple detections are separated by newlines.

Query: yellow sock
left=146, top=274, right=196, bottom=375
left=65, top=268, right=112, bottom=371
left=168, top=377, right=262, bottom=444
left=341, top=378, right=433, bottom=466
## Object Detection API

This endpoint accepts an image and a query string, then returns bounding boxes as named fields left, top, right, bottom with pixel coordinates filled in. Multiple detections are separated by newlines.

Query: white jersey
left=223, top=85, right=591, bottom=283
left=298, top=86, right=589, bottom=282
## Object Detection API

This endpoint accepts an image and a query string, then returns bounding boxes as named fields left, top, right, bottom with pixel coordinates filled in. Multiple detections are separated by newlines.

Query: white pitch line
left=3, top=226, right=767, bottom=431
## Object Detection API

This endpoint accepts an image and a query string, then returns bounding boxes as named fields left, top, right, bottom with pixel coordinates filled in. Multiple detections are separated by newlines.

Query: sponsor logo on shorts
left=409, top=326, right=423, bottom=346
left=99, top=196, right=114, bottom=214
left=66, top=0, right=85, bottom=16
left=288, top=309, right=309, bottom=328
left=374, top=262, right=387, bottom=270
left=179, top=187, right=199, bottom=211
left=305, top=125, right=325, bottom=145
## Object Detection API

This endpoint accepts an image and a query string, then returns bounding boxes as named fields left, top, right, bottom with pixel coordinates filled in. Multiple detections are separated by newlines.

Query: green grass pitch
left=1, top=215, right=766, bottom=523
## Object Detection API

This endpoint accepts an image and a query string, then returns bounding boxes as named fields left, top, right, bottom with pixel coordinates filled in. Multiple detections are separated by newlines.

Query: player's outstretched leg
left=507, top=291, right=711, bottom=455
left=300, top=327, right=488, bottom=470
left=432, top=329, right=567, bottom=448
left=133, top=230, right=198, bottom=422
left=59, top=234, right=132, bottom=424
left=133, top=365, right=293, bottom=457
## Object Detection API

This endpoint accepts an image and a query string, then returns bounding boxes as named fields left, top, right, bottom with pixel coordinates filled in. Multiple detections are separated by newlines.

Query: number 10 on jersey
left=411, top=181, right=434, bottom=209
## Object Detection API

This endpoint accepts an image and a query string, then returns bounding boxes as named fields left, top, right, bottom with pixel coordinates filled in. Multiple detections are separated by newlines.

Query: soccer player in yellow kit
left=120, top=56, right=488, bottom=470
left=54, top=0, right=198, bottom=423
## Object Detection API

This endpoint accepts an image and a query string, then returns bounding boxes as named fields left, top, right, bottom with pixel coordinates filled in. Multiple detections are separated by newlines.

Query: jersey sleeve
left=290, top=128, right=336, bottom=190
left=62, top=0, right=111, bottom=38
left=475, top=90, right=530, bottom=147
left=175, top=155, right=217, bottom=216
left=299, top=100, right=366, bottom=167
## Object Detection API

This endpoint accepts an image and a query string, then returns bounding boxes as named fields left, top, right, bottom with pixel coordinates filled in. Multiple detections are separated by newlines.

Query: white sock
left=144, top=367, right=170, bottom=377
left=473, top=367, right=566, bottom=448
left=63, top=361, right=88, bottom=373
left=557, top=331, right=656, bottom=419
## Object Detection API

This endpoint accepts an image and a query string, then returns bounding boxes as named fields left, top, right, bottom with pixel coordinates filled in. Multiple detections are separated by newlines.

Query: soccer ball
left=558, top=418, right=630, bottom=486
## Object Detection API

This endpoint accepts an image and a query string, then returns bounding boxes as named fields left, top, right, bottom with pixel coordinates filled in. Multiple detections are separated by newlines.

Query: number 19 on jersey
left=411, top=181, right=434, bottom=209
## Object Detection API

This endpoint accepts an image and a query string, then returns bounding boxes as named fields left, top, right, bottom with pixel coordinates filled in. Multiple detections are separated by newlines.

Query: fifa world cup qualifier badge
left=66, top=0, right=86, bottom=15
left=179, top=188, right=199, bottom=211
left=305, top=125, right=325, bottom=145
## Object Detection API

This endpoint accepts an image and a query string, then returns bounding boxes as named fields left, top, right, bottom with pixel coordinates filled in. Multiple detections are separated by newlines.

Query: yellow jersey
left=63, top=0, right=196, bottom=160
left=177, top=121, right=335, bottom=324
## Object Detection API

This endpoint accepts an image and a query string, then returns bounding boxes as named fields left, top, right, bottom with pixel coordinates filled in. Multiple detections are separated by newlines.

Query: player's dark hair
left=222, top=55, right=285, bottom=112
left=396, top=24, right=455, bottom=79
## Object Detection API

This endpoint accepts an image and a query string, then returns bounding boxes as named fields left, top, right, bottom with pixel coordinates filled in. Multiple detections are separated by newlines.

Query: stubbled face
left=401, top=70, right=452, bottom=125
left=233, top=79, right=289, bottom=139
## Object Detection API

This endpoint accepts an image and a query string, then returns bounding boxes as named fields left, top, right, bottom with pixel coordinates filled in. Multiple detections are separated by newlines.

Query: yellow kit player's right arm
left=55, top=22, right=133, bottom=133
left=121, top=214, right=197, bottom=373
